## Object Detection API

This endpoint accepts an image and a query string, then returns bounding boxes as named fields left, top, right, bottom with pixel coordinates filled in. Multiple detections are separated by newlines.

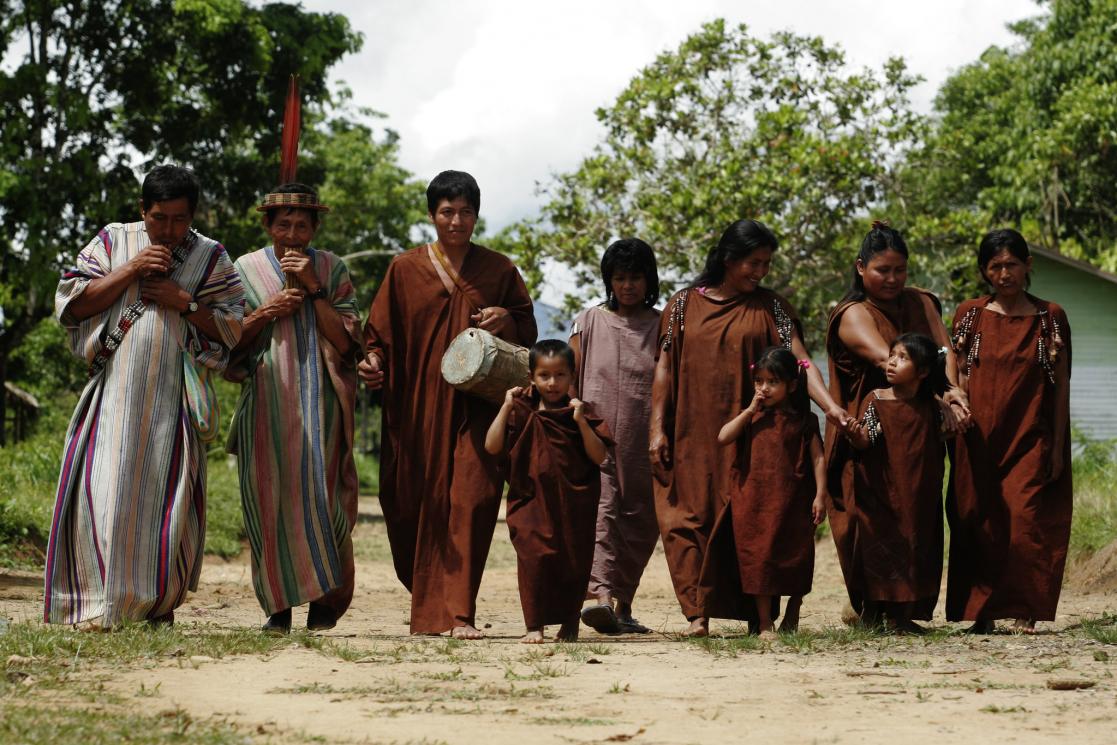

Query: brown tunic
left=655, top=287, right=802, bottom=619
left=849, top=393, right=945, bottom=615
left=503, top=392, right=613, bottom=628
left=698, top=409, right=820, bottom=619
left=572, top=305, right=660, bottom=605
left=363, top=244, right=536, bottom=634
left=946, top=296, right=1072, bottom=622
left=824, top=288, right=941, bottom=611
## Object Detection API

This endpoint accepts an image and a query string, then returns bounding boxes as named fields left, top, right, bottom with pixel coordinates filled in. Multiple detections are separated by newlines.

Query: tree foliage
left=503, top=20, right=924, bottom=337
left=903, top=0, right=1117, bottom=272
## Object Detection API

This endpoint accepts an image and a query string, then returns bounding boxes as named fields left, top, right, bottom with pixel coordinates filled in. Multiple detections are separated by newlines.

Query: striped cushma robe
left=45, top=222, right=244, bottom=627
left=227, top=247, right=361, bottom=618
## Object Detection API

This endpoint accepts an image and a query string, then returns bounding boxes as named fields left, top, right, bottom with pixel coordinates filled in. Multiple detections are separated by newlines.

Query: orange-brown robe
left=946, top=296, right=1072, bottom=622
left=503, top=392, right=613, bottom=628
left=655, top=286, right=803, bottom=620
left=699, top=408, right=820, bottom=618
left=849, top=393, right=945, bottom=616
left=363, top=244, right=536, bottom=634
left=824, top=288, right=941, bottom=612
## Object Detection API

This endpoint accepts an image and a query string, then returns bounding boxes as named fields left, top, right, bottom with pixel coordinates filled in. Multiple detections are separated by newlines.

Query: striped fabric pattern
left=229, top=247, right=360, bottom=616
left=45, top=222, right=245, bottom=626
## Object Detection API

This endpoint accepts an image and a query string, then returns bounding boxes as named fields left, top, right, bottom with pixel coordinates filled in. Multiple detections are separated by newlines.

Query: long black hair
left=977, top=228, right=1031, bottom=289
left=601, top=238, right=659, bottom=309
left=840, top=220, right=909, bottom=304
left=690, top=219, right=778, bottom=289
left=891, top=332, right=948, bottom=401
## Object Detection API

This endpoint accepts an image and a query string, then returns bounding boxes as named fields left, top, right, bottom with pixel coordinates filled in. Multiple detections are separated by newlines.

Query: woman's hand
left=943, top=387, right=972, bottom=430
left=811, top=493, right=827, bottom=526
left=825, top=405, right=853, bottom=432
left=358, top=353, right=385, bottom=390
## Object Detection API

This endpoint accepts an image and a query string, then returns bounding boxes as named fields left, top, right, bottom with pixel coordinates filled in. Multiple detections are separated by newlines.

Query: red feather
left=279, top=75, right=301, bottom=184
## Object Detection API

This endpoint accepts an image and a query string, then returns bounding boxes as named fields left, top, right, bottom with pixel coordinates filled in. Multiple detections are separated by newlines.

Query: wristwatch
left=183, top=301, right=199, bottom=315
left=309, top=287, right=327, bottom=301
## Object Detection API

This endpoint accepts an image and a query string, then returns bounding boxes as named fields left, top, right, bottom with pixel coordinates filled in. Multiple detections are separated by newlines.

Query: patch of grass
left=980, top=705, right=1027, bottom=714
left=1081, top=614, right=1117, bottom=645
left=0, top=704, right=248, bottom=745
left=1070, top=435, right=1117, bottom=555
left=503, top=661, right=569, bottom=680
left=685, top=634, right=763, bottom=657
left=607, top=681, right=630, bottom=694
left=526, top=716, right=616, bottom=726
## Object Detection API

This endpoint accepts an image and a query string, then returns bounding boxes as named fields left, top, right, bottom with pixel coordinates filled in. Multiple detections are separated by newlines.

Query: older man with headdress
left=45, top=165, right=245, bottom=629
left=227, top=183, right=362, bottom=633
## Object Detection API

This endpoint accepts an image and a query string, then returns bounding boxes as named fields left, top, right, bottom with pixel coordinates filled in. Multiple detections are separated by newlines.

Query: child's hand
left=811, top=493, right=826, bottom=525
left=745, top=389, right=764, bottom=415
left=504, top=386, right=524, bottom=406
left=571, top=397, right=585, bottom=423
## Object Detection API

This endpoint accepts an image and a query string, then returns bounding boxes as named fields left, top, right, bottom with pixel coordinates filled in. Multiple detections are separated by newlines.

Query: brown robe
left=363, top=244, right=536, bottom=634
left=503, top=391, right=613, bottom=628
left=824, top=288, right=941, bottom=611
left=572, top=305, right=660, bottom=605
left=849, top=393, right=945, bottom=616
left=698, top=408, right=820, bottom=619
left=946, top=296, right=1072, bottom=622
left=655, top=287, right=803, bottom=620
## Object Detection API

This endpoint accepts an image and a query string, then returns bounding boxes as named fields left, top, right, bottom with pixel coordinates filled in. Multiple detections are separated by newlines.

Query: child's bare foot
left=520, top=628, right=545, bottom=644
left=779, top=596, right=802, bottom=633
left=451, top=623, right=484, bottom=640
left=684, top=617, right=709, bottom=637
left=965, top=619, right=996, bottom=635
left=1011, top=618, right=1037, bottom=635
left=556, top=617, right=580, bottom=642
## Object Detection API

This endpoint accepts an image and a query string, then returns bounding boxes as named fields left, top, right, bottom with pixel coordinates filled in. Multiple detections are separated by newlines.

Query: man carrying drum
left=361, top=170, right=537, bottom=639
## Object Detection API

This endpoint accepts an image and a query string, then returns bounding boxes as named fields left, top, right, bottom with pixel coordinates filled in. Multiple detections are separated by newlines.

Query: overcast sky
left=301, top=0, right=1039, bottom=232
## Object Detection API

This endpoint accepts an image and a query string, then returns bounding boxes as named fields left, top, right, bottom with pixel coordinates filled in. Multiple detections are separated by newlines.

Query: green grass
left=0, top=704, right=250, bottom=745
left=1081, top=613, right=1117, bottom=645
left=1069, top=435, right=1117, bottom=556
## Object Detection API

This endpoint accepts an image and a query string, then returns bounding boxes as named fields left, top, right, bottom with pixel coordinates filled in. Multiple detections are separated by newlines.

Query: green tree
left=907, top=0, right=1117, bottom=271
left=0, top=0, right=360, bottom=442
left=502, top=20, right=924, bottom=338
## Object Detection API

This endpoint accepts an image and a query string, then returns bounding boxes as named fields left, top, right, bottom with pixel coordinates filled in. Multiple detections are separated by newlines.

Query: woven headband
left=256, top=191, right=330, bottom=213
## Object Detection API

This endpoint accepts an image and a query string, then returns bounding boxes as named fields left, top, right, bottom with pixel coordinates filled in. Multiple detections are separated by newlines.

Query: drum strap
left=428, top=242, right=482, bottom=313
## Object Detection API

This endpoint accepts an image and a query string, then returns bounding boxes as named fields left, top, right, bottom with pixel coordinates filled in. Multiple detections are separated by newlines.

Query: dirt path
left=3, top=498, right=1116, bottom=744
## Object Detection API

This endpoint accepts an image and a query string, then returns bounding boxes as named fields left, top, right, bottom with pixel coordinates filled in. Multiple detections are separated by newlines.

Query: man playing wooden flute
left=227, top=183, right=362, bottom=633
left=361, top=170, right=537, bottom=639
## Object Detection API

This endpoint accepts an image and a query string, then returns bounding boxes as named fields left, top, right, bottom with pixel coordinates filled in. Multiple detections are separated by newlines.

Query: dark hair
left=601, top=238, right=660, bottom=309
left=263, top=182, right=322, bottom=228
left=891, top=332, right=948, bottom=400
left=529, top=339, right=575, bottom=373
left=977, top=228, right=1031, bottom=288
left=426, top=170, right=481, bottom=214
left=690, top=219, right=778, bottom=289
left=142, top=165, right=200, bottom=213
left=752, top=346, right=800, bottom=383
left=841, top=220, right=909, bottom=304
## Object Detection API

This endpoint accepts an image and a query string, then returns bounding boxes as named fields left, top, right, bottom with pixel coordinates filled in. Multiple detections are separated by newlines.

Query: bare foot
left=556, top=617, right=580, bottom=642
left=888, top=619, right=928, bottom=636
left=520, top=628, right=545, bottom=644
left=1011, top=618, right=1037, bottom=635
left=759, top=629, right=779, bottom=641
left=684, top=617, right=709, bottom=638
left=451, top=624, right=484, bottom=640
left=779, top=597, right=801, bottom=633
left=965, top=619, right=996, bottom=635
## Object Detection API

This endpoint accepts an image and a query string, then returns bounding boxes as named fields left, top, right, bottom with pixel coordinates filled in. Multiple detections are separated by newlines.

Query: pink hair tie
left=798, top=359, right=811, bottom=369
left=748, top=363, right=756, bottom=370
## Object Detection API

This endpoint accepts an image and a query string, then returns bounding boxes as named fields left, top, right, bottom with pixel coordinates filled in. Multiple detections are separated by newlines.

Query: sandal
left=580, top=603, right=622, bottom=634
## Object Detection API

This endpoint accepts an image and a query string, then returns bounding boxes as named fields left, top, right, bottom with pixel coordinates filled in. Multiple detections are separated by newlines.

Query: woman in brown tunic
left=825, top=221, right=969, bottom=621
left=845, top=333, right=949, bottom=633
left=649, top=219, right=850, bottom=637
left=947, top=229, right=1072, bottom=634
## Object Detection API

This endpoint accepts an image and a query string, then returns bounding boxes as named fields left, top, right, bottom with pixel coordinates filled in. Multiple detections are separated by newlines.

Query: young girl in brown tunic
left=845, top=333, right=949, bottom=634
left=825, top=222, right=969, bottom=621
left=571, top=239, right=661, bottom=635
left=650, top=220, right=849, bottom=637
left=947, top=229, right=1072, bottom=634
left=485, top=340, right=611, bottom=643
left=705, top=347, right=826, bottom=638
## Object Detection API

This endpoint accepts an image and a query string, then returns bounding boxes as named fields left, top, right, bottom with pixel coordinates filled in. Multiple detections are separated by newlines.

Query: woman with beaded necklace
left=649, top=219, right=850, bottom=637
left=946, top=229, right=1072, bottom=635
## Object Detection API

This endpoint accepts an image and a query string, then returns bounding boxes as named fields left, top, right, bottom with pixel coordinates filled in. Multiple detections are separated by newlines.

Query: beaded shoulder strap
left=951, top=305, right=981, bottom=376
left=771, top=298, right=794, bottom=350
left=660, top=289, right=690, bottom=351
